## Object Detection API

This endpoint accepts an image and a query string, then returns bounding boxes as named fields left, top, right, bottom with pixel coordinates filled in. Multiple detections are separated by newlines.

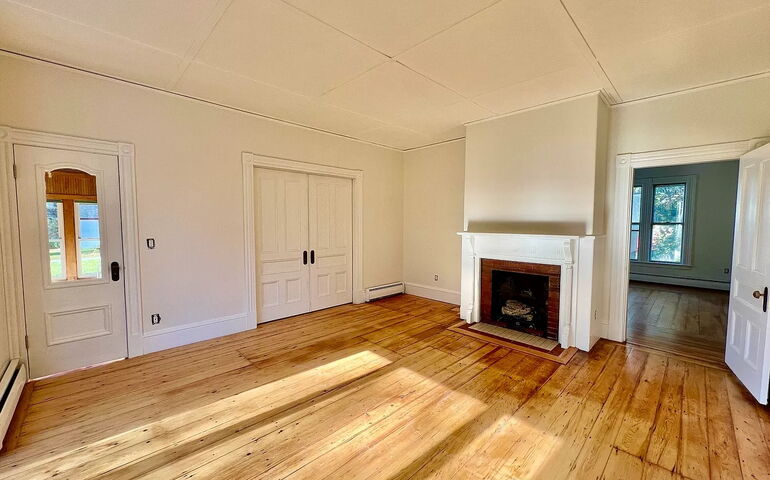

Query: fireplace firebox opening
left=480, top=259, right=560, bottom=341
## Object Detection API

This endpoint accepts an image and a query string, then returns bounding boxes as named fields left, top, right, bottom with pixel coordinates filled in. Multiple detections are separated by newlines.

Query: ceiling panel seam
left=168, top=0, right=236, bottom=90
left=556, top=0, right=622, bottom=103
left=276, top=0, right=392, bottom=58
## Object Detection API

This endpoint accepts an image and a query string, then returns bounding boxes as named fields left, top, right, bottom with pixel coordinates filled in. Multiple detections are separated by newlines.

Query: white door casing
left=15, top=145, right=128, bottom=378
left=255, top=168, right=310, bottom=322
left=726, top=142, right=770, bottom=404
left=607, top=138, right=769, bottom=343
left=309, top=175, right=353, bottom=311
left=242, top=153, right=363, bottom=328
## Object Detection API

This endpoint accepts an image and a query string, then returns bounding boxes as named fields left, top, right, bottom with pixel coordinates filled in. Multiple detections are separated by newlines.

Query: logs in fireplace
left=479, top=258, right=560, bottom=340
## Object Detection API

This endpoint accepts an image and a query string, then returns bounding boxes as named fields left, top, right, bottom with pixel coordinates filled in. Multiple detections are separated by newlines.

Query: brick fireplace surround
left=480, top=258, right=561, bottom=340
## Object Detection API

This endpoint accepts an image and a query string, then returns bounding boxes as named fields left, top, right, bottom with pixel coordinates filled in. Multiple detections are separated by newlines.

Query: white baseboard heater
left=0, top=359, right=26, bottom=449
left=365, top=282, right=405, bottom=302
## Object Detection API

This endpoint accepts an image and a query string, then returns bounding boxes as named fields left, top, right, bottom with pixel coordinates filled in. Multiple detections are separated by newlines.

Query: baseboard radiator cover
left=365, top=282, right=405, bottom=302
left=0, top=359, right=27, bottom=449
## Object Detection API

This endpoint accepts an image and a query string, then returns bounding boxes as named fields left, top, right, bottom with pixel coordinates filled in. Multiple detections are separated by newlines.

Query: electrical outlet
left=151, top=313, right=161, bottom=325
left=433, top=274, right=439, bottom=282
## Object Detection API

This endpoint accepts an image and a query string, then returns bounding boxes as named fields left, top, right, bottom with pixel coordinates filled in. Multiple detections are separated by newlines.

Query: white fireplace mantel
left=458, top=232, right=601, bottom=351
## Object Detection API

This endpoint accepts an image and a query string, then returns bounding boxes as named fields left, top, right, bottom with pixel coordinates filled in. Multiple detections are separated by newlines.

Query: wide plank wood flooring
left=627, top=281, right=729, bottom=366
left=1, top=294, right=768, bottom=479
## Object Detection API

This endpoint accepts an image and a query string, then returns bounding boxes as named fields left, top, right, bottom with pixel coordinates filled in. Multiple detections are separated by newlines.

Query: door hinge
left=24, top=335, right=29, bottom=349
left=12, top=163, right=17, bottom=179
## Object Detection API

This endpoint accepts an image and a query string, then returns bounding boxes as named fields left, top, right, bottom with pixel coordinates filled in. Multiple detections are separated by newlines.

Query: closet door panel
left=255, top=168, right=310, bottom=321
left=309, top=175, right=353, bottom=310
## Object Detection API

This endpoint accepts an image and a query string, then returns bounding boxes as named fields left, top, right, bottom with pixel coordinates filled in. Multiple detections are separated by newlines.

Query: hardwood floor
left=1, top=294, right=768, bottom=479
left=627, top=281, right=729, bottom=367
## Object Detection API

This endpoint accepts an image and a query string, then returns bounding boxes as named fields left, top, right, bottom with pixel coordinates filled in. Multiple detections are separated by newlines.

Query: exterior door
left=308, top=175, right=353, bottom=311
left=726, top=142, right=770, bottom=404
left=15, top=145, right=127, bottom=378
left=255, top=168, right=310, bottom=321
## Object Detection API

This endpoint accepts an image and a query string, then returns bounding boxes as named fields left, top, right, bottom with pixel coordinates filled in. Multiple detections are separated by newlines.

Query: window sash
left=629, top=223, right=641, bottom=261
left=75, top=202, right=102, bottom=279
left=47, top=201, right=67, bottom=281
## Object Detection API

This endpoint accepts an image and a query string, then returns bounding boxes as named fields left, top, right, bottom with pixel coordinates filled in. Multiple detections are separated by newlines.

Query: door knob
left=754, top=287, right=768, bottom=312
left=111, top=261, right=120, bottom=281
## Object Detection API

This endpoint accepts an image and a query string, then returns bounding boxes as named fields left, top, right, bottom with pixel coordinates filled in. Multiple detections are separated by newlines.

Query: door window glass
left=44, top=169, right=102, bottom=281
left=46, top=201, right=66, bottom=281
left=76, top=202, right=101, bottom=278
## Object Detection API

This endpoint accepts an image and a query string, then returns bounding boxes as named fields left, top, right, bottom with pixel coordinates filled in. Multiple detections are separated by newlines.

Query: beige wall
left=401, top=94, right=611, bottom=302
left=464, top=94, right=607, bottom=235
left=0, top=311, right=9, bottom=369
left=0, top=54, right=403, bottom=348
left=402, top=140, right=465, bottom=296
left=601, top=74, right=770, bottom=338
left=593, top=97, right=610, bottom=234
left=605, top=75, right=770, bottom=279
left=4, top=51, right=769, bottom=357
left=605, top=76, right=770, bottom=230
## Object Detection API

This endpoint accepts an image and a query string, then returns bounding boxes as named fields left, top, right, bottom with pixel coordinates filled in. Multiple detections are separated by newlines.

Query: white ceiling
left=1, top=0, right=769, bottom=150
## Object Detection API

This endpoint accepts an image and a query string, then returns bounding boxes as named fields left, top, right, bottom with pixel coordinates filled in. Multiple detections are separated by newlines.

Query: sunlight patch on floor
left=2, top=349, right=393, bottom=480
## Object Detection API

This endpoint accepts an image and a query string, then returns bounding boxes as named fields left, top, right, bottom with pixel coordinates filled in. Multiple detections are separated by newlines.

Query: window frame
left=630, top=175, right=696, bottom=266
left=629, top=186, right=642, bottom=261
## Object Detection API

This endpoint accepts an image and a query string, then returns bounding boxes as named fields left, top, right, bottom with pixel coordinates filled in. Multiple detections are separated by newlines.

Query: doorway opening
left=625, top=159, right=739, bottom=366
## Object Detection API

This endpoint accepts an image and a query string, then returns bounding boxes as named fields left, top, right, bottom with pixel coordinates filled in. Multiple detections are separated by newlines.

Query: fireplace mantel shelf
left=458, top=231, right=590, bottom=239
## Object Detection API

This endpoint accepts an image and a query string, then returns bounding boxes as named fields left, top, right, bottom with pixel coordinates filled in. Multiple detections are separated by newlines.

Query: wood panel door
left=308, top=175, right=353, bottom=311
left=15, top=145, right=127, bottom=378
left=726, top=142, right=770, bottom=404
left=255, top=168, right=310, bottom=322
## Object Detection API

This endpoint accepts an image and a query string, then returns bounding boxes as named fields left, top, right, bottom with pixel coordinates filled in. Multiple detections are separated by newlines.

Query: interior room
left=626, top=160, right=739, bottom=366
left=0, top=1, right=769, bottom=479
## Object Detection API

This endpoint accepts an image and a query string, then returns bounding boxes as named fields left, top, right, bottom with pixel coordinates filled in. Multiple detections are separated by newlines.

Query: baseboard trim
left=404, top=283, right=460, bottom=305
left=142, top=313, right=249, bottom=353
left=629, top=274, right=730, bottom=291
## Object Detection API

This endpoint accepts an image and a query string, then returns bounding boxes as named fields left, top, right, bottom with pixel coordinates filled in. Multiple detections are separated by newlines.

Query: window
left=650, top=184, right=685, bottom=263
left=630, top=176, right=694, bottom=264
left=44, top=169, right=102, bottom=281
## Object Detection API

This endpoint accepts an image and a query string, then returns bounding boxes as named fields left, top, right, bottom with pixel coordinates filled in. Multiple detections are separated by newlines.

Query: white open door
left=726, top=142, right=770, bottom=404
left=255, top=168, right=310, bottom=322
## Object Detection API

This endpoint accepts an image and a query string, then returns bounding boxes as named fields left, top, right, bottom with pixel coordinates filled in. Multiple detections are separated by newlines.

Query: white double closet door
left=255, top=168, right=353, bottom=322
